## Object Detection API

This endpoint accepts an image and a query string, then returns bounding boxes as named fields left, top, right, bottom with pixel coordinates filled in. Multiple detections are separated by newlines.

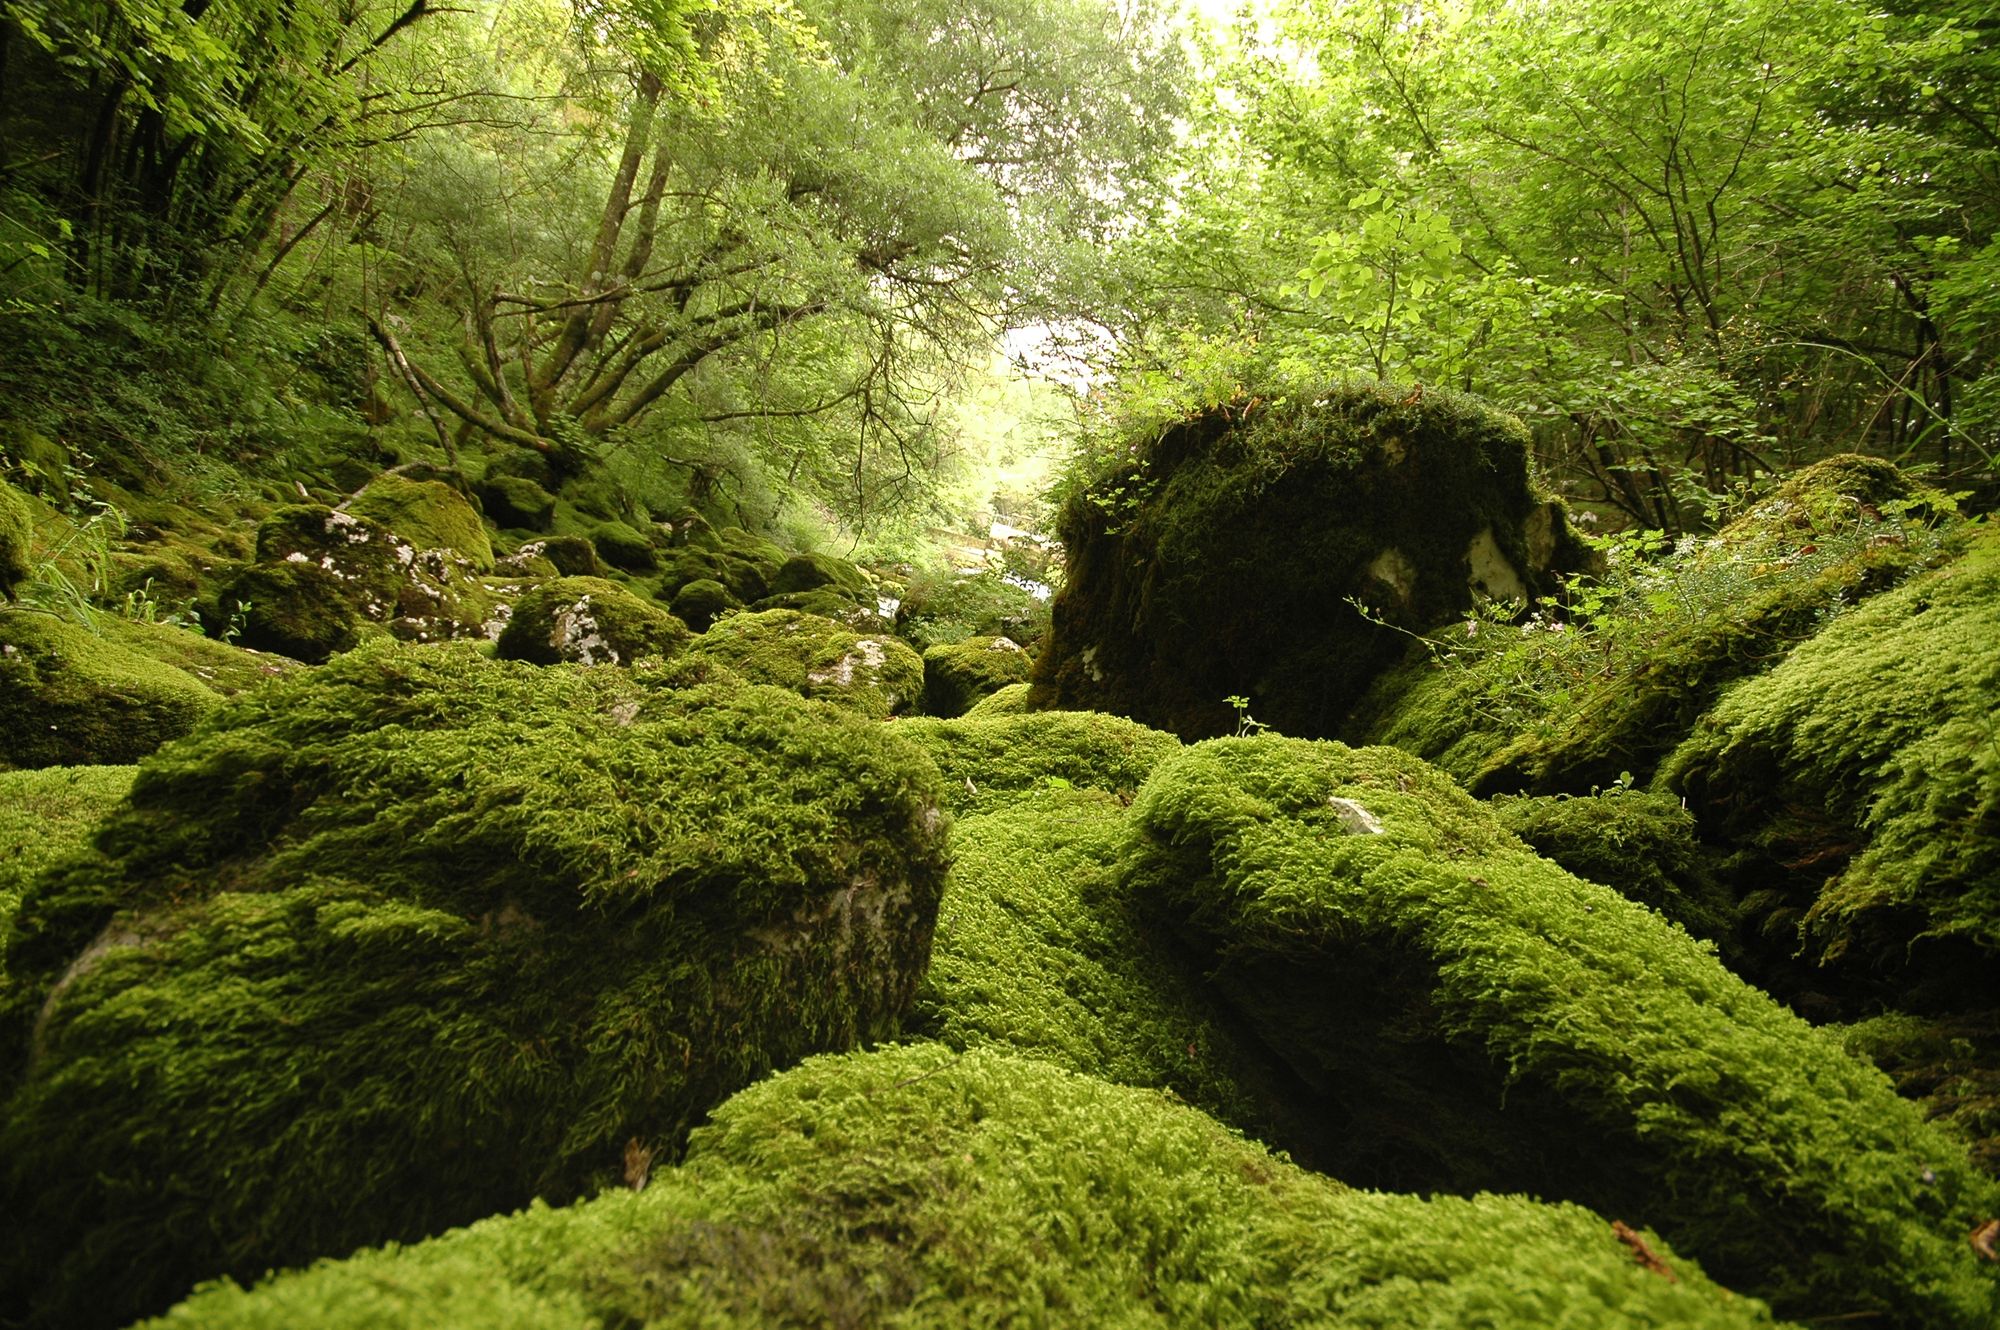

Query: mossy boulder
left=482, top=447, right=556, bottom=491
left=1032, top=384, right=1595, bottom=740
left=751, top=587, right=889, bottom=631
left=714, top=524, right=787, bottom=574
left=138, top=1045, right=1769, bottom=1330
left=518, top=534, right=602, bottom=577
left=0, top=764, right=134, bottom=923
left=962, top=679, right=1031, bottom=716
left=347, top=474, right=494, bottom=571
left=668, top=577, right=737, bottom=633
left=475, top=475, right=557, bottom=532
left=591, top=519, right=659, bottom=571
left=1351, top=454, right=1958, bottom=795
left=689, top=609, right=922, bottom=719
left=768, top=550, right=874, bottom=601
left=496, top=576, right=689, bottom=666
left=0, top=479, right=33, bottom=600
left=203, top=560, right=361, bottom=663
left=921, top=635, right=1032, bottom=717
left=1122, top=736, right=2000, bottom=1326
left=1659, top=521, right=2000, bottom=1007
left=895, top=709, right=1180, bottom=818
left=662, top=545, right=768, bottom=604
left=0, top=612, right=223, bottom=767
left=254, top=504, right=411, bottom=618
left=1839, top=1011, right=2000, bottom=1177
left=0, top=642, right=950, bottom=1329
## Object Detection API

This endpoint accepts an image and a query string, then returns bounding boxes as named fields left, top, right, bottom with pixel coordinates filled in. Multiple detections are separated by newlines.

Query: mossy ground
left=0, top=763, right=134, bottom=924
left=0, top=641, right=949, bottom=1329
left=140, top=1045, right=1772, bottom=1330
left=1123, top=735, right=2000, bottom=1328
left=689, top=609, right=922, bottom=719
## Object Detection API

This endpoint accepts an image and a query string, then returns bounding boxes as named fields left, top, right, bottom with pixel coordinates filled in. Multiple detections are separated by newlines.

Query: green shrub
left=348, top=475, right=494, bottom=571
left=920, top=636, right=1032, bottom=717
left=0, top=478, right=32, bottom=600
left=139, top=1045, right=1770, bottom=1330
left=0, top=764, right=134, bottom=923
left=689, top=609, right=922, bottom=719
left=496, top=576, right=689, bottom=666
left=1121, top=736, right=2000, bottom=1327
left=1659, top=521, right=2000, bottom=994
left=0, top=610, right=222, bottom=767
left=894, top=565, right=1047, bottom=651
left=894, top=709, right=1180, bottom=818
left=0, top=641, right=949, bottom=1329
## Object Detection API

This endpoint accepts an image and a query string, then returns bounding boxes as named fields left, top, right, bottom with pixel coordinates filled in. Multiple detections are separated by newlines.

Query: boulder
left=0, top=612, right=222, bottom=766
left=517, top=534, right=602, bottom=578
left=0, top=642, right=949, bottom=1329
left=1031, top=384, right=1595, bottom=740
left=347, top=475, right=494, bottom=571
left=689, top=609, right=922, bottom=719
left=474, top=475, right=556, bottom=532
left=668, top=577, right=737, bottom=633
left=202, top=560, right=360, bottom=663
left=591, top=520, right=659, bottom=572
left=0, top=479, right=33, bottom=600
left=921, top=636, right=1031, bottom=718
left=496, top=576, right=689, bottom=666
left=769, top=550, right=873, bottom=600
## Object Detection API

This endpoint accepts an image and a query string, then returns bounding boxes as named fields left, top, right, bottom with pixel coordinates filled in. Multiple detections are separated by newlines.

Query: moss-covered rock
left=1659, top=521, right=2000, bottom=1005
left=1839, top=1011, right=2000, bottom=1177
left=1033, top=384, right=1595, bottom=740
left=1489, top=790, right=1734, bottom=942
left=751, top=587, right=889, bottom=631
left=714, top=525, right=787, bottom=575
left=920, top=635, right=1032, bottom=718
left=962, top=679, right=1031, bottom=716
left=138, top=1045, right=1770, bottom=1330
left=768, top=550, right=873, bottom=600
left=1122, top=736, right=2000, bottom=1327
left=668, top=577, right=736, bottom=633
left=0, top=642, right=949, bottom=1329
left=0, top=611, right=223, bottom=767
left=347, top=475, right=494, bottom=571
left=689, top=609, right=922, bottom=719
left=895, top=709, right=1180, bottom=818
left=591, top=519, right=659, bottom=572
left=1351, top=455, right=1958, bottom=795
left=496, top=576, right=689, bottom=666
left=518, top=534, right=601, bottom=578
left=475, top=475, right=557, bottom=532
left=0, top=764, right=134, bottom=924
left=0, top=479, right=33, bottom=600
left=254, top=504, right=411, bottom=618
left=663, top=545, right=768, bottom=604
left=203, top=560, right=361, bottom=663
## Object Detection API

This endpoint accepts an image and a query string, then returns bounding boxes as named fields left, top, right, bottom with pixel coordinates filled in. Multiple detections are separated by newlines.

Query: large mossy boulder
left=0, top=611, right=223, bottom=767
left=347, top=474, right=494, bottom=571
left=1659, top=520, right=2000, bottom=1007
left=203, top=559, right=361, bottom=663
left=1031, top=384, right=1595, bottom=740
left=920, top=635, right=1031, bottom=718
left=139, top=1045, right=1770, bottom=1330
left=0, top=478, right=33, bottom=600
left=253, top=504, right=411, bottom=618
left=667, top=577, right=737, bottom=632
left=1350, top=454, right=1957, bottom=795
left=474, top=474, right=557, bottom=532
left=0, top=642, right=950, bottom=1329
left=768, top=550, right=873, bottom=600
left=688, top=609, right=922, bottom=719
left=496, top=575, right=690, bottom=666
left=1122, top=736, right=2000, bottom=1327
left=591, top=519, right=659, bottom=572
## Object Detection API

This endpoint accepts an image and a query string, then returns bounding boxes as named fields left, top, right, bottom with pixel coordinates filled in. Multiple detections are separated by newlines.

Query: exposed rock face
left=0, top=641, right=950, bottom=1330
left=1030, top=384, right=1595, bottom=740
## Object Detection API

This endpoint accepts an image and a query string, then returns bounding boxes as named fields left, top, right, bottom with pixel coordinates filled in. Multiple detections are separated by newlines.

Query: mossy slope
left=0, top=641, right=948, bottom=1329
left=141, top=1045, right=1771, bottom=1330
left=1123, top=736, right=2000, bottom=1328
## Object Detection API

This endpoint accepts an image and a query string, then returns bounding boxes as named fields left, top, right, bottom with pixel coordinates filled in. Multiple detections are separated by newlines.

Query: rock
left=1123, top=735, right=2000, bottom=1327
left=254, top=504, right=411, bottom=616
left=961, top=679, right=1031, bottom=717
left=347, top=475, right=494, bottom=571
left=688, top=609, right=922, bottom=719
left=591, top=520, right=659, bottom=572
left=517, top=534, right=601, bottom=578
left=664, top=545, right=768, bottom=604
left=0, top=480, right=33, bottom=600
left=895, top=709, right=1182, bottom=819
left=0, top=612, right=221, bottom=767
left=668, top=578, right=737, bottom=633
left=1031, top=384, right=1595, bottom=740
left=496, top=576, right=689, bottom=666
left=202, top=560, right=360, bottom=663
left=750, top=588, right=889, bottom=632
left=0, top=642, right=949, bottom=1329
left=474, top=475, right=556, bottom=532
left=769, top=551, right=873, bottom=600
left=920, top=636, right=1032, bottom=718
left=136, top=1045, right=1771, bottom=1330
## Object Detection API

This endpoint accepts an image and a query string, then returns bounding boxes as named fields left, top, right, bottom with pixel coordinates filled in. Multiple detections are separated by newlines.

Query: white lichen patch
left=1327, top=797, right=1385, bottom=835
left=1465, top=527, right=1526, bottom=602
left=551, top=595, right=618, bottom=666
left=809, top=636, right=889, bottom=688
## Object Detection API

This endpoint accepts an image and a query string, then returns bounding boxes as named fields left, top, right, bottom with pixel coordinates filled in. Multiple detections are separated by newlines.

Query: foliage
left=0, top=640, right=949, bottom=1329
left=894, top=564, right=1047, bottom=652
left=136, top=1044, right=1773, bottom=1330
left=688, top=608, right=922, bottom=719
left=1122, top=735, right=2000, bottom=1326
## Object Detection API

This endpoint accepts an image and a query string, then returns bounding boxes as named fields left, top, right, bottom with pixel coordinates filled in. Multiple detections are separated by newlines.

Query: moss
left=894, top=709, right=1180, bottom=818
left=516, top=535, right=601, bottom=578
left=496, top=576, right=690, bottom=667
left=476, top=475, right=557, bottom=532
left=140, top=1044, right=1769, bottom=1330
left=592, top=520, right=659, bottom=572
left=689, top=609, right=922, bottom=719
left=253, top=504, right=411, bottom=617
left=668, top=578, right=736, bottom=633
left=895, top=566, right=1047, bottom=652
left=1121, top=736, right=2000, bottom=1327
left=0, top=479, right=32, bottom=600
left=97, top=615, right=297, bottom=696
left=1351, top=456, right=1960, bottom=796
left=1659, top=522, right=2000, bottom=1002
left=769, top=550, right=873, bottom=600
left=483, top=448, right=556, bottom=492
left=0, top=641, right=949, bottom=1329
left=962, top=679, right=1031, bottom=717
left=1838, top=1011, right=2000, bottom=1176
left=920, top=636, right=1032, bottom=718
left=1033, top=383, right=1595, bottom=740
left=663, top=545, right=768, bottom=603
left=713, top=525, right=786, bottom=575
left=0, top=611, right=222, bottom=767
left=0, top=764, right=134, bottom=924
left=752, top=587, right=887, bottom=630
left=1488, top=790, right=1734, bottom=942
left=204, top=560, right=361, bottom=663
left=347, top=475, right=494, bottom=571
